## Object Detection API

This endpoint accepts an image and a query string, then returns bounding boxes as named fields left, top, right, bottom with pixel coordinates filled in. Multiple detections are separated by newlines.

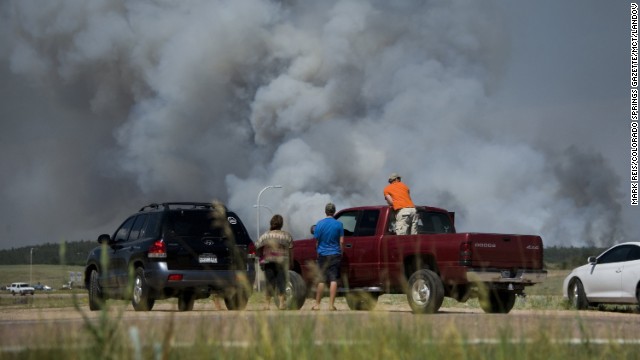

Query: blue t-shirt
left=314, top=217, right=344, bottom=256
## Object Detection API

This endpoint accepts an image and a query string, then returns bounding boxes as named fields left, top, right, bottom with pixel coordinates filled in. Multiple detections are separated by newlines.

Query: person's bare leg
left=278, top=294, right=286, bottom=310
left=313, top=282, right=325, bottom=309
left=329, top=281, right=338, bottom=310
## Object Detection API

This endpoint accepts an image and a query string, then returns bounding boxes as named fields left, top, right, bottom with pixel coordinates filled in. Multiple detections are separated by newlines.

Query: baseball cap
left=388, top=173, right=400, bottom=182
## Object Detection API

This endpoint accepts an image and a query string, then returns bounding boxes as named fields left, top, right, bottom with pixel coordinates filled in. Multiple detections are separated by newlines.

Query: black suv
left=84, top=202, right=256, bottom=311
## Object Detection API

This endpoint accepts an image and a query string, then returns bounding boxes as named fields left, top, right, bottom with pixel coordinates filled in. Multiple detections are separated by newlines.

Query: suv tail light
left=459, top=241, right=472, bottom=266
left=148, top=239, right=167, bottom=258
left=247, top=242, right=256, bottom=259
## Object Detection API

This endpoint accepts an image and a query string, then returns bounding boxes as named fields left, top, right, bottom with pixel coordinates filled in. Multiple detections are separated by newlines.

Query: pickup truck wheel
left=568, top=278, right=589, bottom=310
left=275, top=271, right=306, bottom=310
left=480, top=290, right=516, bottom=314
left=407, top=269, right=444, bottom=314
left=346, top=291, right=379, bottom=311
left=178, top=291, right=195, bottom=311
left=224, top=286, right=249, bottom=311
left=88, top=269, right=105, bottom=311
left=131, top=267, right=154, bottom=311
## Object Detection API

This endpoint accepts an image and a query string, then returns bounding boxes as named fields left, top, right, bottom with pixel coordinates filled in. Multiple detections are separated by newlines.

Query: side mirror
left=97, top=234, right=111, bottom=244
left=588, top=256, right=597, bottom=264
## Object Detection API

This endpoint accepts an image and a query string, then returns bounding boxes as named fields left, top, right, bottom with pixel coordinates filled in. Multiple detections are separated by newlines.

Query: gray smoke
left=0, top=0, right=628, bottom=250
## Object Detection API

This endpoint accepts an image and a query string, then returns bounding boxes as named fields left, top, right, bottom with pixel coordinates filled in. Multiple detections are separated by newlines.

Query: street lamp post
left=30, top=248, right=34, bottom=285
left=256, top=185, right=283, bottom=241
left=253, top=204, right=274, bottom=215
left=255, top=185, right=282, bottom=292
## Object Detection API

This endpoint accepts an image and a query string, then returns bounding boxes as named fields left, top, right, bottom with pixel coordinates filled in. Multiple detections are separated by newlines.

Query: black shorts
left=318, top=254, right=341, bottom=283
left=263, top=262, right=287, bottom=296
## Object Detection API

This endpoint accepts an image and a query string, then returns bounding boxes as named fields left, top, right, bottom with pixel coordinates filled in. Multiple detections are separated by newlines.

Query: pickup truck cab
left=9, top=282, right=35, bottom=296
left=290, top=205, right=547, bottom=314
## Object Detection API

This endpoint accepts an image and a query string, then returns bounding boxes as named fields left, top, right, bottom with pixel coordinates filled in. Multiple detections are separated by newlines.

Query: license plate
left=199, top=254, right=217, bottom=264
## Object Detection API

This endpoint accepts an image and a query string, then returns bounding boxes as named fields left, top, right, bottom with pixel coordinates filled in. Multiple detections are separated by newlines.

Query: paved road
left=1, top=296, right=639, bottom=351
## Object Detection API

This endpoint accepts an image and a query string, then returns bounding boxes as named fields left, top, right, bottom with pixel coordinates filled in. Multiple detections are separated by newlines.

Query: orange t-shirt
left=383, top=181, right=415, bottom=210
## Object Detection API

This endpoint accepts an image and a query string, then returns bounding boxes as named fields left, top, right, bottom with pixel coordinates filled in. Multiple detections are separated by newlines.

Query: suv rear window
left=164, top=211, right=250, bottom=244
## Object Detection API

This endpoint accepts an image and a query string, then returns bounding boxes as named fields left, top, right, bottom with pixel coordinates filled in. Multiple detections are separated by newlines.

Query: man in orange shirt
left=383, top=173, right=418, bottom=235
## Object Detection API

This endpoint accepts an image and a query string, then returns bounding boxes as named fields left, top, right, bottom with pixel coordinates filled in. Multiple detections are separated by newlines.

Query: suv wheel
left=88, top=269, right=104, bottom=311
left=178, top=291, right=195, bottom=311
left=132, top=267, right=155, bottom=311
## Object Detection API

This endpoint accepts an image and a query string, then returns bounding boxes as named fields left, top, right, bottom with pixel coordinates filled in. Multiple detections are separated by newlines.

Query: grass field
left=0, top=267, right=575, bottom=314
left=0, top=264, right=85, bottom=290
left=3, top=266, right=640, bottom=359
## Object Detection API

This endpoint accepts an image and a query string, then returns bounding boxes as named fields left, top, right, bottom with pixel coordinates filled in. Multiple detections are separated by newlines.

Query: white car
left=8, top=282, right=35, bottom=296
left=563, top=242, right=640, bottom=310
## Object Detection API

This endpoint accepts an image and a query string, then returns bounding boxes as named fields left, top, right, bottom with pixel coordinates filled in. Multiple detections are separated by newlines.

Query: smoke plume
left=0, top=0, right=627, bottom=249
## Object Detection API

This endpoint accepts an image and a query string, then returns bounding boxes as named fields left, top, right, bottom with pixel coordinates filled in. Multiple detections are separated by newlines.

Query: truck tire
left=178, top=291, right=195, bottom=311
left=568, top=278, right=589, bottom=310
left=275, top=271, right=307, bottom=310
left=88, top=269, right=105, bottom=311
left=346, top=291, right=379, bottom=311
left=480, top=289, right=516, bottom=314
left=131, top=267, right=155, bottom=311
left=407, top=269, right=444, bottom=314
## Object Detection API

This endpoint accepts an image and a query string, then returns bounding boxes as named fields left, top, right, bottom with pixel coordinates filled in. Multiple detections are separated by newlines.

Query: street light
left=30, top=248, right=34, bottom=285
left=256, top=185, right=283, bottom=241
left=255, top=185, right=282, bottom=292
left=253, top=204, right=274, bottom=215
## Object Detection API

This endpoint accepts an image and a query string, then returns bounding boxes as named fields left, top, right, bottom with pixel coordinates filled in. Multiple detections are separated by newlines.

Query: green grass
left=3, top=304, right=639, bottom=360
left=0, top=264, right=85, bottom=290
left=2, top=266, right=640, bottom=359
left=0, top=267, right=579, bottom=311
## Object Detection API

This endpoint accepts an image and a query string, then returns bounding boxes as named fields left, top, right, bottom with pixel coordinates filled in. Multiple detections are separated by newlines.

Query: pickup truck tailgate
left=462, top=233, right=543, bottom=269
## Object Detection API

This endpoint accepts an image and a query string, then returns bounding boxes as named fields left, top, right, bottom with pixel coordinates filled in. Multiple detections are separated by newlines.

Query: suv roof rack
left=139, top=202, right=216, bottom=212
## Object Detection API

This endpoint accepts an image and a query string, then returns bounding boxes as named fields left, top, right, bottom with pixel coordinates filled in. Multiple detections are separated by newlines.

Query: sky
left=0, top=0, right=637, bottom=251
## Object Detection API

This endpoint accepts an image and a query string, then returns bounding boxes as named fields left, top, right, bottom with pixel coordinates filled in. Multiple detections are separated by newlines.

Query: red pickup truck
left=287, top=205, right=546, bottom=314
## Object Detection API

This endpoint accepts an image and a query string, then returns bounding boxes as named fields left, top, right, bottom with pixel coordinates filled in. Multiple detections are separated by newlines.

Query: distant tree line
left=544, top=246, right=607, bottom=269
left=0, top=241, right=608, bottom=269
left=0, top=241, right=96, bottom=266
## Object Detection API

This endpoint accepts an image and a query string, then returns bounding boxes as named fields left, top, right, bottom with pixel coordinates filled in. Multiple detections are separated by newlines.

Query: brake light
left=148, top=239, right=167, bottom=258
left=168, top=274, right=183, bottom=281
left=459, top=241, right=472, bottom=266
left=247, top=242, right=256, bottom=259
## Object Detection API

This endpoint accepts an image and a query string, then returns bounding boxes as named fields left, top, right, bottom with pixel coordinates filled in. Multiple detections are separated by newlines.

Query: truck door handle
left=345, top=244, right=353, bottom=248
